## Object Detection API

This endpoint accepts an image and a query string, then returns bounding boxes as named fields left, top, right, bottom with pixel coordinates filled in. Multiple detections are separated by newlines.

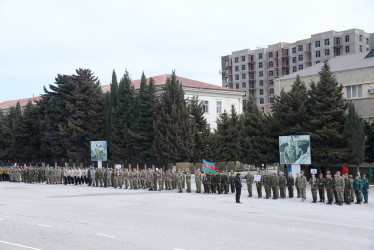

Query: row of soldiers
left=243, top=170, right=369, bottom=205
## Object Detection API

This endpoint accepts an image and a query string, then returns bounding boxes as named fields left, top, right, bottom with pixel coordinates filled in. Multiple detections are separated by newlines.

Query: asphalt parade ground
left=0, top=181, right=373, bottom=250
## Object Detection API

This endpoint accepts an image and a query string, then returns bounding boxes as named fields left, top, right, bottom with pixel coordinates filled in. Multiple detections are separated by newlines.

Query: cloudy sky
left=0, top=0, right=373, bottom=101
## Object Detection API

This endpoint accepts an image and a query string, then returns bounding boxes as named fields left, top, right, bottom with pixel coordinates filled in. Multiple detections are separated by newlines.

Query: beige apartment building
left=221, top=28, right=374, bottom=113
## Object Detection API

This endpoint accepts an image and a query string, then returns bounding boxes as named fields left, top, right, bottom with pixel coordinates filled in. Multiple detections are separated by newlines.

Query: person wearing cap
left=299, top=171, right=307, bottom=202
left=295, top=173, right=300, bottom=198
left=271, top=172, right=279, bottom=200
left=353, top=175, right=362, bottom=204
left=255, top=171, right=263, bottom=198
left=279, top=172, right=287, bottom=199
left=361, top=174, right=369, bottom=204
left=344, top=173, right=352, bottom=205
left=287, top=173, right=294, bottom=198
left=335, top=171, right=345, bottom=206
left=234, top=173, right=242, bottom=203
left=317, top=173, right=325, bottom=202
left=246, top=170, right=254, bottom=197
left=325, top=172, right=334, bottom=205
left=263, top=171, right=272, bottom=199
left=228, top=172, right=235, bottom=194
left=309, top=173, right=318, bottom=203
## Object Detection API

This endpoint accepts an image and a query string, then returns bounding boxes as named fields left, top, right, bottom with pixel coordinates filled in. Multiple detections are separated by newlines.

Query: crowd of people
left=0, top=166, right=370, bottom=205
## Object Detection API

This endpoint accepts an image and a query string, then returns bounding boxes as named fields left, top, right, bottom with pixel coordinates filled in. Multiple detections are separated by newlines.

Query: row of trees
left=0, top=62, right=373, bottom=167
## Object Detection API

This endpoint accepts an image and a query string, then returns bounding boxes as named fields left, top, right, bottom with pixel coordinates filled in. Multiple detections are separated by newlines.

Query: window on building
left=292, top=47, right=296, bottom=54
left=259, top=71, right=263, bottom=77
left=293, top=66, right=297, bottom=73
left=292, top=57, right=296, bottom=63
left=269, top=79, right=274, bottom=85
left=242, top=73, right=246, bottom=79
left=325, top=39, right=330, bottom=46
left=270, top=97, right=274, bottom=103
left=250, top=64, right=254, bottom=70
left=241, top=56, right=245, bottom=62
left=235, top=66, right=239, bottom=71
left=260, top=98, right=264, bottom=104
left=235, top=83, right=239, bottom=89
left=234, top=57, right=238, bottom=63
left=242, top=82, right=246, bottom=88
left=285, top=58, right=289, bottom=65
left=315, top=40, right=320, bottom=48
left=259, top=62, right=263, bottom=68
left=225, top=77, right=228, bottom=83
left=285, top=48, right=289, bottom=56
left=285, top=68, right=289, bottom=75
left=202, top=101, right=209, bottom=113
left=316, top=51, right=321, bottom=58
left=316, top=61, right=321, bottom=64
left=359, top=45, right=362, bottom=52
left=308, top=43, right=312, bottom=50
left=298, top=45, right=303, bottom=51
left=259, top=53, right=263, bottom=59
left=225, top=60, right=228, bottom=66
left=251, top=90, right=255, bottom=97
left=250, top=73, right=254, bottom=79
left=242, top=100, right=246, bottom=105
left=269, top=52, right=273, bottom=58
left=270, top=88, right=274, bottom=94
left=298, top=55, right=303, bottom=61
left=250, top=82, right=255, bottom=88
left=250, top=55, right=254, bottom=62
left=335, top=48, right=341, bottom=56
left=260, top=89, right=264, bottom=95
left=259, top=80, right=263, bottom=86
left=345, top=35, right=349, bottom=43
left=299, top=64, right=303, bottom=70
left=269, top=70, right=273, bottom=77
left=346, top=85, right=362, bottom=98
left=345, top=46, right=350, bottom=53
left=359, top=35, right=363, bottom=42
left=216, top=101, right=222, bottom=114
left=335, top=37, right=340, bottom=45
left=275, top=51, right=278, bottom=58
left=269, top=61, right=273, bottom=67
left=325, top=49, right=330, bottom=56
left=241, top=64, right=245, bottom=70
left=235, top=75, right=239, bottom=80
left=366, top=38, right=369, bottom=45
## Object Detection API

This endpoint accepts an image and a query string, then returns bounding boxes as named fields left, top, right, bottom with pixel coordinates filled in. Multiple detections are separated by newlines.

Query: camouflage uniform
left=205, top=172, right=212, bottom=194
left=344, top=174, right=352, bottom=204
left=299, top=172, right=307, bottom=202
left=279, top=173, right=287, bottom=198
left=255, top=172, right=263, bottom=198
left=335, top=172, right=345, bottom=205
left=195, top=169, right=202, bottom=193
left=186, top=172, right=191, bottom=192
left=221, top=172, right=229, bottom=194
left=325, top=173, right=334, bottom=204
left=228, top=173, right=235, bottom=193
left=295, top=174, right=300, bottom=198
left=271, top=173, right=279, bottom=199
left=309, top=175, right=318, bottom=203
left=353, top=176, right=362, bottom=204
left=361, top=175, right=369, bottom=203
left=246, top=172, right=253, bottom=197
left=317, top=174, right=325, bottom=202
left=287, top=174, right=294, bottom=198
left=263, top=172, right=272, bottom=198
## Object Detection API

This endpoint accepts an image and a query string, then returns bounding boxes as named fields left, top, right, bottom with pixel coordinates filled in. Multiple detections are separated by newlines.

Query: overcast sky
left=0, top=0, right=373, bottom=102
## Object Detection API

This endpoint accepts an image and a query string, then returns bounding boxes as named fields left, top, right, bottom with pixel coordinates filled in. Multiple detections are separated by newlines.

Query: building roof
left=1, top=74, right=241, bottom=111
left=280, top=51, right=374, bottom=80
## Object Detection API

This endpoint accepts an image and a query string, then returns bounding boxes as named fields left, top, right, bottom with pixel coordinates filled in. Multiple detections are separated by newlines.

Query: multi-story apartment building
left=221, top=28, right=374, bottom=113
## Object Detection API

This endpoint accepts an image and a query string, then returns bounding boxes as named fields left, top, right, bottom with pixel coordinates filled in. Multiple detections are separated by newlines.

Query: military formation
left=0, top=166, right=370, bottom=205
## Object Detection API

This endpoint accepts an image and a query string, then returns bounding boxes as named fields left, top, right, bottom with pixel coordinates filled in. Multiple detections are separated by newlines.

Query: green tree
left=111, top=70, right=135, bottom=162
left=344, top=102, right=365, bottom=165
left=308, top=62, right=347, bottom=167
left=153, top=71, right=194, bottom=163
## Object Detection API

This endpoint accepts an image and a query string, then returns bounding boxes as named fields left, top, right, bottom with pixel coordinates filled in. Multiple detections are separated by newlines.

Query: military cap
left=326, top=171, right=331, bottom=174
left=336, top=171, right=340, bottom=174
left=349, top=175, right=353, bottom=178
left=300, top=171, right=304, bottom=174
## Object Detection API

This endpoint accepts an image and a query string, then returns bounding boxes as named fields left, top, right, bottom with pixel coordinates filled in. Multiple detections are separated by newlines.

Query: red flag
left=342, top=166, right=349, bottom=175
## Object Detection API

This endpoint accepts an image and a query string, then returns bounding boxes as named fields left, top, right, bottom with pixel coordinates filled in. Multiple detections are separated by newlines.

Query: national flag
left=342, top=166, right=349, bottom=175
left=202, top=159, right=216, bottom=174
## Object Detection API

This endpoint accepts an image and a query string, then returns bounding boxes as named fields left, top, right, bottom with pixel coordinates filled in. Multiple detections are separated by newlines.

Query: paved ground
left=0, top=181, right=373, bottom=250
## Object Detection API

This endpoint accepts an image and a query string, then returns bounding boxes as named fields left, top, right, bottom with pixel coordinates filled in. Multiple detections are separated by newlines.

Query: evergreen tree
left=9, top=103, right=23, bottom=161
left=273, top=75, right=309, bottom=135
left=153, top=72, right=194, bottom=163
left=364, top=121, right=374, bottom=163
left=344, top=102, right=365, bottom=165
left=133, top=74, right=158, bottom=162
left=59, top=69, right=105, bottom=163
left=308, top=62, right=347, bottom=166
left=189, top=96, right=211, bottom=164
left=111, top=70, right=135, bottom=162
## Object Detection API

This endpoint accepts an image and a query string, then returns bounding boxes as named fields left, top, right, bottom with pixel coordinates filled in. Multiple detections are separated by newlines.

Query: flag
left=342, top=166, right=349, bottom=175
left=202, top=159, right=216, bottom=174
left=369, top=168, right=373, bottom=178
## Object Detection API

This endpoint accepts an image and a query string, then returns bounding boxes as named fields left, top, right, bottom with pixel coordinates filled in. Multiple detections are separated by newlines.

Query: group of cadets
left=0, top=166, right=370, bottom=205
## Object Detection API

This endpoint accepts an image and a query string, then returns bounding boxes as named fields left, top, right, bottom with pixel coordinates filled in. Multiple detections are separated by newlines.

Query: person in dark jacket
left=234, top=173, right=242, bottom=203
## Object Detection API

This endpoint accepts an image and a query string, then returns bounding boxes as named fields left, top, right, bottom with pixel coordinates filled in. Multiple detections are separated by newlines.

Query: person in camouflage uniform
left=333, top=173, right=338, bottom=203
left=309, top=174, right=318, bottom=203
left=343, top=173, right=352, bottom=205
left=205, top=172, right=212, bottom=194
left=353, top=175, right=362, bottom=204
left=361, top=174, right=369, bottom=204
left=299, top=171, right=307, bottom=202
left=222, top=172, right=229, bottom=194
left=177, top=171, right=183, bottom=193
left=271, top=172, right=279, bottom=199
left=325, top=172, right=334, bottom=204
left=216, top=172, right=222, bottom=194
left=287, top=173, right=294, bottom=198
left=211, top=172, right=217, bottom=194
left=246, top=171, right=253, bottom=197
left=186, top=171, right=191, bottom=193
left=195, top=169, right=202, bottom=193
left=118, top=169, right=123, bottom=188
left=112, top=169, right=118, bottom=188
left=335, top=171, right=345, bottom=206
left=263, top=171, right=272, bottom=199
left=349, top=175, right=355, bottom=203
left=295, top=173, right=300, bottom=198
left=317, top=173, right=325, bottom=202
left=279, top=172, right=287, bottom=199
left=255, top=171, right=263, bottom=198
left=228, top=172, right=235, bottom=193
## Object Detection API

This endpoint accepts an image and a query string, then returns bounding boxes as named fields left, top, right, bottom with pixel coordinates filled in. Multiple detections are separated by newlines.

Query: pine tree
left=364, top=121, right=374, bottom=163
left=273, top=75, right=309, bottom=135
left=153, top=71, right=194, bottom=163
left=133, top=74, right=158, bottom=162
left=111, top=70, right=135, bottom=162
left=189, top=96, right=211, bottom=164
left=308, top=62, right=347, bottom=166
left=344, top=102, right=365, bottom=165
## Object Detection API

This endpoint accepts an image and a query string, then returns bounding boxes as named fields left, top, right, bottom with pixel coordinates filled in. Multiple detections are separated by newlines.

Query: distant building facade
left=221, top=28, right=374, bottom=113
left=0, top=74, right=243, bottom=130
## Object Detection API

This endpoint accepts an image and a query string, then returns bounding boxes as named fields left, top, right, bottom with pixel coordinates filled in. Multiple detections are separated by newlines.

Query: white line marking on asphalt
left=37, top=224, right=52, bottom=228
left=0, top=240, right=42, bottom=250
left=96, top=233, right=115, bottom=238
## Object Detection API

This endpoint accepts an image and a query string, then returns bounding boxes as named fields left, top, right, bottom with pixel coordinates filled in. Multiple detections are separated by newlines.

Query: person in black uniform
left=234, top=173, right=242, bottom=203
